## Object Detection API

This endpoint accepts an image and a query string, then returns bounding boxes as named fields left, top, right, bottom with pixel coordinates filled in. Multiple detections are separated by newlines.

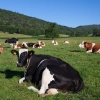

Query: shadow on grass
left=0, top=69, right=24, bottom=78
left=70, top=50, right=84, bottom=52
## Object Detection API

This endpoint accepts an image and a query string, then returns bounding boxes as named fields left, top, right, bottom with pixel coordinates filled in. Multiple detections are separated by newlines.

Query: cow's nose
left=16, top=62, right=23, bottom=67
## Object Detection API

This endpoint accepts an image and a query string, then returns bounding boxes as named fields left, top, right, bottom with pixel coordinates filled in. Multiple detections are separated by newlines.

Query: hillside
left=0, top=8, right=100, bottom=37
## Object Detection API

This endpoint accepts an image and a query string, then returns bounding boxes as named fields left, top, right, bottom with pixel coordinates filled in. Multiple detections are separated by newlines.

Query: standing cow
left=11, top=48, right=84, bottom=97
left=5, top=38, right=18, bottom=48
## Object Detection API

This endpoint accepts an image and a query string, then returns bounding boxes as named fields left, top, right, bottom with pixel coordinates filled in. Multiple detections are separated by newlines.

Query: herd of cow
left=0, top=37, right=100, bottom=97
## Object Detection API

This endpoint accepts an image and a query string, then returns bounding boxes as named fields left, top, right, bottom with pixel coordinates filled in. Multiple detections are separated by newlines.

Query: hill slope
left=0, top=8, right=100, bottom=36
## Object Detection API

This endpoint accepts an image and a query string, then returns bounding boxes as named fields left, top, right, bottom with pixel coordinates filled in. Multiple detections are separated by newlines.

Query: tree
left=93, top=28, right=100, bottom=36
left=45, top=23, right=59, bottom=39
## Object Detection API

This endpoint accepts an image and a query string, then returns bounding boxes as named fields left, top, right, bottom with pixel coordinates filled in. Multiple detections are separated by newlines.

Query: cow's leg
left=27, top=67, right=59, bottom=97
left=38, top=67, right=56, bottom=97
left=86, top=49, right=92, bottom=53
left=39, top=88, right=59, bottom=97
left=18, top=77, right=25, bottom=83
left=28, top=86, right=39, bottom=92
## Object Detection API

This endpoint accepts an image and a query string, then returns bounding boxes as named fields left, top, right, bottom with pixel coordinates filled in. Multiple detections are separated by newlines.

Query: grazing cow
left=0, top=45, right=4, bottom=54
left=11, top=48, right=84, bottom=97
left=64, top=40, right=69, bottom=44
left=79, top=41, right=100, bottom=53
left=52, top=40, right=58, bottom=45
left=5, top=38, right=18, bottom=48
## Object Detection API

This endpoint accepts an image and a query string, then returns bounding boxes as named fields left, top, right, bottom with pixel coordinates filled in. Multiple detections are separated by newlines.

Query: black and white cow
left=5, top=38, right=18, bottom=48
left=11, top=48, right=84, bottom=97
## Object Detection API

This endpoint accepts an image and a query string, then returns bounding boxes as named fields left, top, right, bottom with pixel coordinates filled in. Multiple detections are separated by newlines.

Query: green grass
left=0, top=33, right=100, bottom=100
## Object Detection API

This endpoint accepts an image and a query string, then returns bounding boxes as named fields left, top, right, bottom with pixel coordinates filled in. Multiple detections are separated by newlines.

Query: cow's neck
left=25, top=57, right=32, bottom=69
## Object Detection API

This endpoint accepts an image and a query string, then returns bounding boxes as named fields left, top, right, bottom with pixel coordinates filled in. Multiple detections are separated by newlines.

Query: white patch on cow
left=10, top=43, right=14, bottom=48
left=27, top=68, right=56, bottom=96
left=39, top=67, right=54, bottom=94
left=28, top=86, right=39, bottom=93
left=96, top=49, right=100, bottom=53
left=19, top=77, right=25, bottom=84
left=79, top=44, right=83, bottom=48
left=64, top=41, right=69, bottom=44
left=86, top=49, right=92, bottom=53
left=92, top=43, right=95, bottom=47
left=86, top=43, right=95, bottom=53
left=52, top=40, right=54, bottom=44
left=14, top=45, right=17, bottom=49
left=19, top=49, right=28, bottom=56
left=79, top=42, right=85, bottom=48
left=22, top=42, right=28, bottom=47
left=16, top=41, right=19, bottom=44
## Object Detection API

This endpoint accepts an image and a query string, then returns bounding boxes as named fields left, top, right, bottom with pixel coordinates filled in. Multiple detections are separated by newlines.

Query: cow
left=14, top=43, right=23, bottom=49
left=52, top=40, right=58, bottom=45
left=64, top=41, right=69, bottom=44
left=33, top=43, right=42, bottom=48
left=22, top=42, right=43, bottom=48
left=79, top=41, right=100, bottom=53
left=5, top=38, right=19, bottom=48
left=38, top=41, right=45, bottom=46
left=11, top=48, right=84, bottom=97
left=22, top=42, right=35, bottom=48
left=0, top=45, right=4, bottom=54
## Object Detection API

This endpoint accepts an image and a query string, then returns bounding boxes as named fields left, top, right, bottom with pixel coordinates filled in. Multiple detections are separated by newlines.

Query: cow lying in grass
left=79, top=41, right=100, bottom=53
left=11, top=48, right=84, bottom=97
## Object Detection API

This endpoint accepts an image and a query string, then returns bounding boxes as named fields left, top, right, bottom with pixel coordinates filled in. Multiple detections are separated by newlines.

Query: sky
left=0, top=0, right=100, bottom=28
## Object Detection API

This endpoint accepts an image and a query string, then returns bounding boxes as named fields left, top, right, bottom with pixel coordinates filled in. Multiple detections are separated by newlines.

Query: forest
left=0, top=8, right=100, bottom=37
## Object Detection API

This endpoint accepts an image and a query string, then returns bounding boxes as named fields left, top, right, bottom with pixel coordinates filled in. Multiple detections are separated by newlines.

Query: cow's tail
left=73, top=78, right=84, bottom=93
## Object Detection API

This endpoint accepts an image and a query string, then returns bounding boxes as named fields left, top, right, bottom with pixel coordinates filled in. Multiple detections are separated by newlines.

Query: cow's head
left=5, top=39, right=8, bottom=43
left=11, top=49, right=34, bottom=67
left=79, top=41, right=86, bottom=48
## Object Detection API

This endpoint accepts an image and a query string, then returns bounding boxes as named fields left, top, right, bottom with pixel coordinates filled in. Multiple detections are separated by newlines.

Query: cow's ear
left=11, top=50, right=18, bottom=55
left=28, top=50, right=35, bottom=57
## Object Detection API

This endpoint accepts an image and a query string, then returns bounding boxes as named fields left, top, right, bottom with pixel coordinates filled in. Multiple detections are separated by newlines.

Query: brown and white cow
left=0, top=45, right=4, bottom=54
left=22, top=42, right=42, bottom=48
left=64, top=40, right=69, bottom=44
left=52, top=40, right=58, bottom=45
left=79, top=41, right=100, bottom=53
left=38, top=41, right=45, bottom=46
left=33, top=43, right=42, bottom=48
left=14, top=43, right=23, bottom=49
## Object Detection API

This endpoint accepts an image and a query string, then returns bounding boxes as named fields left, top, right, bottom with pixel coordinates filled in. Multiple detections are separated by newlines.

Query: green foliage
left=0, top=8, right=100, bottom=37
left=45, top=23, right=59, bottom=39
left=93, top=28, right=100, bottom=36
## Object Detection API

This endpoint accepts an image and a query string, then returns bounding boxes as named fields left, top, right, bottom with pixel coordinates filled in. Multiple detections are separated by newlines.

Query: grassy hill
left=0, top=8, right=100, bottom=37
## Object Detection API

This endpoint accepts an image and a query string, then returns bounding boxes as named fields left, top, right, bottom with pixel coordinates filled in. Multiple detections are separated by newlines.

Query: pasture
left=0, top=32, right=100, bottom=100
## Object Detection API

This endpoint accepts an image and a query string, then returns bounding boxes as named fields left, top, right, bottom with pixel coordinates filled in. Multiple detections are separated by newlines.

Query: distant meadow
left=0, top=32, right=100, bottom=100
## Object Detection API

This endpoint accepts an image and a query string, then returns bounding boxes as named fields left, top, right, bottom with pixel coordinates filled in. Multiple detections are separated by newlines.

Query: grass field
left=0, top=33, right=100, bottom=100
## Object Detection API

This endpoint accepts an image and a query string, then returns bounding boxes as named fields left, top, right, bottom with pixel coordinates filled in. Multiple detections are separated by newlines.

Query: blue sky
left=0, top=0, right=100, bottom=28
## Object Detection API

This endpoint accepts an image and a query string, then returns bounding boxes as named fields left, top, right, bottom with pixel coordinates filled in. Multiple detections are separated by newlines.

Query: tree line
left=0, top=8, right=100, bottom=37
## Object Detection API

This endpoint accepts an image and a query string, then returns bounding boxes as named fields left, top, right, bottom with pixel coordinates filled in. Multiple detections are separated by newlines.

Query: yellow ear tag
left=14, top=52, right=16, bottom=55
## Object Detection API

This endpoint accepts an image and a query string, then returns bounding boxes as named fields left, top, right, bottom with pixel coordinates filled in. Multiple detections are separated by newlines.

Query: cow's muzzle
left=16, top=62, right=23, bottom=67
